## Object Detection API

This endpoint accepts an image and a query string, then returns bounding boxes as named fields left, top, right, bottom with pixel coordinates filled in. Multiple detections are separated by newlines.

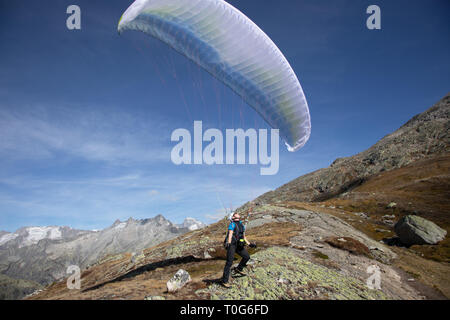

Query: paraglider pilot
left=221, top=209, right=256, bottom=287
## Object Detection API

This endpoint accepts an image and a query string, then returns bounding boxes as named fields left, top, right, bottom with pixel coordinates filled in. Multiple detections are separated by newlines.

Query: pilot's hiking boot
left=232, top=267, right=246, bottom=276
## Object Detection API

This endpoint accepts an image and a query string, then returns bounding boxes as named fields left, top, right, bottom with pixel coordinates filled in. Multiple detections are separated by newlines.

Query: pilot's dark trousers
left=222, top=243, right=250, bottom=283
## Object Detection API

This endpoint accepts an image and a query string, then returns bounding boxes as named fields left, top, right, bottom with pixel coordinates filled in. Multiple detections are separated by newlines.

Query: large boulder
left=394, top=215, right=447, bottom=246
left=166, top=269, right=191, bottom=292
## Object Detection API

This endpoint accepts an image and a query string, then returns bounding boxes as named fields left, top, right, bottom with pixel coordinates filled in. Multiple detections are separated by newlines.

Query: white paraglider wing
left=118, top=0, right=311, bottom=151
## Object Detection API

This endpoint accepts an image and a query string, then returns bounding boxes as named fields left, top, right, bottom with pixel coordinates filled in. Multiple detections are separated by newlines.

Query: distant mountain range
left=0, top=215, right=205, bottom=299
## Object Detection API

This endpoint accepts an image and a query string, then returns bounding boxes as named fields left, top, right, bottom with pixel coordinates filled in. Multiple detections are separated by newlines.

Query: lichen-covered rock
left=394, top=215, right=447, bottom=246
left=203, top=247, right=388, bottom=300
left=165, top=237, right=212, bottom=259
left=167, top=269, right=191, bottom=292
left=144, top=295, right=165, bottom=300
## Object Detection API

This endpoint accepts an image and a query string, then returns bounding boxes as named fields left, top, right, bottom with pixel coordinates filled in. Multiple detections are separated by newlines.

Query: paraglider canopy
left=118, top=0, right=311, bottom=151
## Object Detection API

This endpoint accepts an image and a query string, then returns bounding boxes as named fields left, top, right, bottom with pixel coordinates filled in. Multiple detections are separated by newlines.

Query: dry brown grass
left=321, top=155, right=450, bottom=263
left=324, top=236, right=371, bottom=257
left=392, top=246, right=450, bottom=298
left=245, top=222, right=302, bottom=246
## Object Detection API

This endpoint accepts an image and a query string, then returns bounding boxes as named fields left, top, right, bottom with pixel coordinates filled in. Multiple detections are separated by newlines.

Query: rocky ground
left=321, top=154, right=450, bottom=264
left=27, top=203, right=446, bottom=300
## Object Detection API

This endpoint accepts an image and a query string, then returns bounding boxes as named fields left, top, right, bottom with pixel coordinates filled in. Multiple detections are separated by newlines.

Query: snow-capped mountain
left=178, top=217, right=207, bottom=231
left=0, top=232, right=18, bottom=246
left=0, top=226, right=91, bottom=249
left=0, top=214, right=206, bottom=299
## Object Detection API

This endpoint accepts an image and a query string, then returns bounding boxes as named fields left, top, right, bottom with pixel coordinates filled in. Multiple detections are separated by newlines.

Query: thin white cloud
left=0, top=104, right=172, bottom=165
left=0, top=166, right=273, bottom=229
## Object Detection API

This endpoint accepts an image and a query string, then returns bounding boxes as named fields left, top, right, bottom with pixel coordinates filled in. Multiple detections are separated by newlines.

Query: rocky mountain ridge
left=0, top=215, right=205, bottom=299
left=243, top=94, right=449, bottom=206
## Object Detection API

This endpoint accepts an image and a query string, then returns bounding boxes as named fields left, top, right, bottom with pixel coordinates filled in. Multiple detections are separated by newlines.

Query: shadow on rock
left=382, top=236, right=408, bottom=247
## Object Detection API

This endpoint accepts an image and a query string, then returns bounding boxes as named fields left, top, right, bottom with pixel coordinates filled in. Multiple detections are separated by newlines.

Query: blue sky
left=1, top=0, right=449, bottom=232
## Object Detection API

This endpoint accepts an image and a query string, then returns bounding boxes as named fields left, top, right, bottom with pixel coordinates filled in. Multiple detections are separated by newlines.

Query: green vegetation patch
left=312, top=250, right=329, bottom=260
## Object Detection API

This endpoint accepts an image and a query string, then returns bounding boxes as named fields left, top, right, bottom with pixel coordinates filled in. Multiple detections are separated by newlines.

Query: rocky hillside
left=0, top=215, right=205, bottom=299
left=24, top=94, right=450, bottom=300
left=27, top=203, right=446, bottom=300
left=0, top=274, right=43, bottom=300
left=245, top=94, right=449, bottom=205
